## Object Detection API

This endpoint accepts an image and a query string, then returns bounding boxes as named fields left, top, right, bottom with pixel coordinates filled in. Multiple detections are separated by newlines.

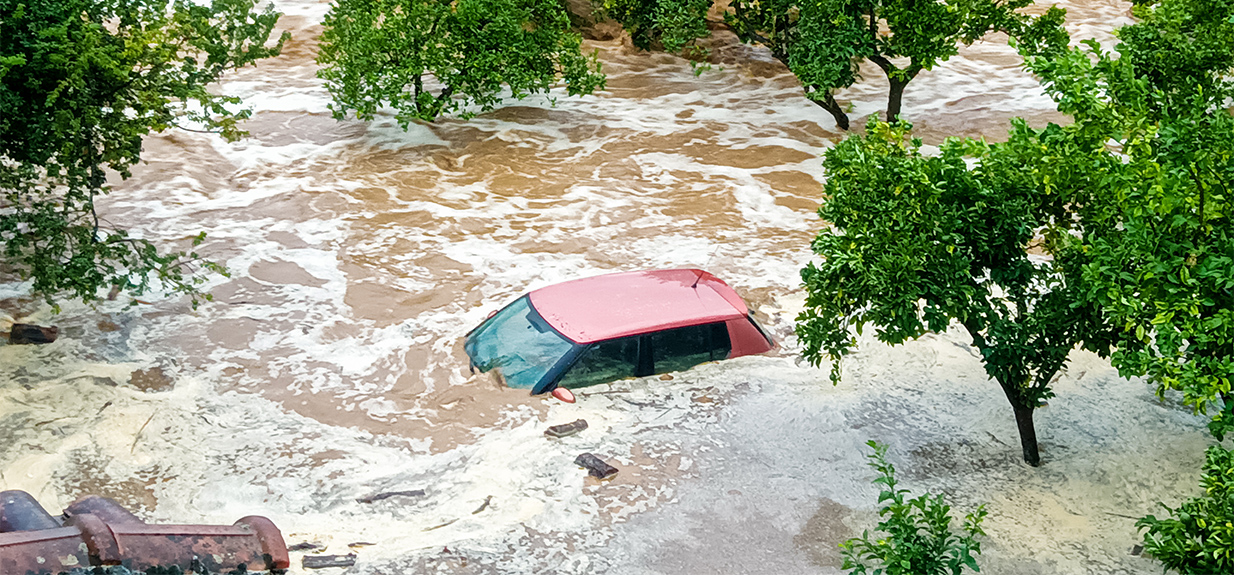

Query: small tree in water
left=799, top=0, right=1234, bottom=466
left=599, top=0, right=1068, bottom=129
left=797, top=118, right=1115, bottom=466
left=317, top=0, right=606, bottom=125
left=842, top=441, right=987, bottom=575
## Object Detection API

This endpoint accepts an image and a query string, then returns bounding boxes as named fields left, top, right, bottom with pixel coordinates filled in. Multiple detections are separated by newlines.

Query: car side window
left=557, top=336, right=641, bottom=389
left=650, top=322, right=732, bottom=375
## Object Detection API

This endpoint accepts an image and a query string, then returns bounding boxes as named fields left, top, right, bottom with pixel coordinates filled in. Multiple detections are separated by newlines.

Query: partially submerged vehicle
left=464, top=269, right=775, bottom=395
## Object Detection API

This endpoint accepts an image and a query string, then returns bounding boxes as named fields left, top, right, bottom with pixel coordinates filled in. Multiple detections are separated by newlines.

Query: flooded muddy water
left=3, top=0, right=1209, bottom=573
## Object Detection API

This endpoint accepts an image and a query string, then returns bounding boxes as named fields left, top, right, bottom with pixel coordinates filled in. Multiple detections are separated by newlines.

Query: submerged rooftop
left=528, top=269, right=750, bottom=344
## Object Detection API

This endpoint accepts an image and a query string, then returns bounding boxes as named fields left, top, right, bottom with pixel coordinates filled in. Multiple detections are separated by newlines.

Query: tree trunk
left=1012, top=402, right=1041, bottom=467
left=886, top=77, right=908, bottom=123
left=810, top=92, right=850, bottom=131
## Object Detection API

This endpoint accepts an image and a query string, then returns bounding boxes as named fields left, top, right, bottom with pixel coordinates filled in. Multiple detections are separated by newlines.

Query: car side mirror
left=551, top=387, right=576, bottom=403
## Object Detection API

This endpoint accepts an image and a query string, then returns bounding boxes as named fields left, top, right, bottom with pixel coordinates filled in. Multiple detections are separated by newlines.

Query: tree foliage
left=317, top=0, right=606, bottom=125
left=601, top=0, right=1067, bottom=130
left=0, top=0, right=288, bottom=307
left=799, top=0, right=1234, bottom=465
left=797, top=119, right=1111, bottom=466
left=1137, top=445, right=1234, bottom=574
left=598, top=0, right=712, bottom=56
left=729, top=0, right=1067, bottom=129
left=1050, top=0, right=1234, bottom=440
left=842, top=441, right=987, bottom=575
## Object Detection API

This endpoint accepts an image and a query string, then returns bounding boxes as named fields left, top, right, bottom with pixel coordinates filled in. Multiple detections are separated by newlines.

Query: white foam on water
left=2, top=0, right=1210, bottom=572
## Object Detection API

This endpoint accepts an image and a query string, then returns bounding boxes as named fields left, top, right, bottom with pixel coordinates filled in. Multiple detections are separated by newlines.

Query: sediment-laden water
left=0, top=1, right=1211, bottom=573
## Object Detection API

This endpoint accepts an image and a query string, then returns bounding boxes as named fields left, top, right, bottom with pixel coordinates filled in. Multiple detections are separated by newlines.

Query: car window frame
left=541, top=320, right=734, bottom=393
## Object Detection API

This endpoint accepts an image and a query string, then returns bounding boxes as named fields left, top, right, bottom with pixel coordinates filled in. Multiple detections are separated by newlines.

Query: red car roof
left=528, top=269, right=751, bottom=344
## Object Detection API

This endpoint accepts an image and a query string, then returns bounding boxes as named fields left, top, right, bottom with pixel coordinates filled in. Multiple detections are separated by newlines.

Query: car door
left=554, top=335, right=643, bottom=389
left=648, top=322, right=732, bottom=375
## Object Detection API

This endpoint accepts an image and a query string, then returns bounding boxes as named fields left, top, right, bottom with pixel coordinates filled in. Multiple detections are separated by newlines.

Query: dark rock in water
left=574, top=453, right=619, bottom=480
left=287, top=542, right=321, bottom=551
left=9, top=324, right=58, bottom=345
left=303, top=554, right=357, bottom=569
left=545, top=419, right=588, bottom=438
left=356, top=489, right=425, bottom=503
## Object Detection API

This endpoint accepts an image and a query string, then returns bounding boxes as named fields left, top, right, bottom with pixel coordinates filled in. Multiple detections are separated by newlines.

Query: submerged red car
left=464, top=269, right=775, bottom=394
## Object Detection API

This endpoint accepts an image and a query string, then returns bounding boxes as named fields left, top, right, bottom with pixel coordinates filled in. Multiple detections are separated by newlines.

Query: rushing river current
left=2, top=1, right=1216, bottom=573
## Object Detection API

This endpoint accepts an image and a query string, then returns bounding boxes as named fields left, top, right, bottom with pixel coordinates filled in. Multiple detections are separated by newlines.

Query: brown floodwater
left=0, top=0, right=1144, bottom=566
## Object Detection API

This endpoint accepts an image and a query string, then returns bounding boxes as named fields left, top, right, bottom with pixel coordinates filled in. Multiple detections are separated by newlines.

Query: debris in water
left=288, top=542, right=321, bottom=551
left=8, top=324, right=58, bottom=345
left=472, top=495, right=493, bottom=514
left=302, top=554, right=357, bottom=569
left=545, top=419, right=588, bottom=438
left=574, top=453, right=619, bottom=480
left=423, top=519, right=457, bottom=531
left=348, top=541, right=375, bottom=548
left=1131, top=544, right=1144, bottom=556
left=130, top=412, right=156, bottom=454
left=356, top=489, right=426, bottom=503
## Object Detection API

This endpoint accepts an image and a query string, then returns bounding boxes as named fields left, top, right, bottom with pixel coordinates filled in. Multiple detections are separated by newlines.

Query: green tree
left=1137, top=445, right=1234, bottom=574
left=842, top=441, right=987, bottom=575
left=796, top=119, right=1113, bottom=466
left=601, top=0, right=1067, bottom=130
left=0, top=0, right=288, bottom=307
left=798, top=0, right=1234, bottom=466
left=317, top=0, right=606, bottom=126
left=1055, top=0, right=1234, bottom=440
left=730, top=0, right=1067, bottom=129
left=598, top=0, right=712, bottom=56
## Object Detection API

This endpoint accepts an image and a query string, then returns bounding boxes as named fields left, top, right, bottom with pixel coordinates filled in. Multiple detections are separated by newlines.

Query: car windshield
left=464, top=296, right=576, bottom=390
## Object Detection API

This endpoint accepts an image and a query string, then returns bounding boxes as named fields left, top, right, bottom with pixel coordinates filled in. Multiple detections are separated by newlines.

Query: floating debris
left=302, top=554, right=357, bottom=569
left=544, top=419, right=588, bottom=438
left=423, top=519, right=458, bottom=532
left=574, top=453, right=619, bottom=480
left=9, top=324, right=58, bottom=345
left=356, top=489, right=425, bottom=503
left=472, top=495, right=493, bottom=515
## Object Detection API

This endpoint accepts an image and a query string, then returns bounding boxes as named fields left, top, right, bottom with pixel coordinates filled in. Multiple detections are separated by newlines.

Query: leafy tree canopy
left=798, top=0, right=1234, bottom=465
left=0, top=0, right=288, bottom=308
left=1138, top=445, right=1234, bottom=574
left=600, top=0, right=1068, bottom=129
left=797, top=118, right=1112, bottom=466
left=1014, top=0, right=1234, bottom=438
left=599, top=0, right=712, bottom=56
left=317, top=0, right=606, bottom=125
